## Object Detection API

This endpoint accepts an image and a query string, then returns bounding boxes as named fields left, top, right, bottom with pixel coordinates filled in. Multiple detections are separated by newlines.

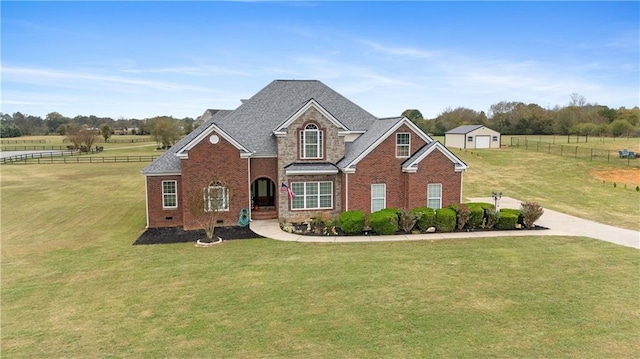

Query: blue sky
left=2, top=1, right=638, bottom=120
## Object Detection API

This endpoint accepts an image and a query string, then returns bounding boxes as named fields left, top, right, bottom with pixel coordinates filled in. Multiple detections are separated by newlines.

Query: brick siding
left=180, top=132, right=250, bottom=230
left=146, top=175, right=184, bottom=228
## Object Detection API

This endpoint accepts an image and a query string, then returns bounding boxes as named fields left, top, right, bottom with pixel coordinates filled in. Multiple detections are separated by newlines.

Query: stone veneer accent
left=277, top=106, right=345, bottom=221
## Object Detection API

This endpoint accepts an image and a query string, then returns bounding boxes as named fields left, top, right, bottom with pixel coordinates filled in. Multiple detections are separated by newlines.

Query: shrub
left=497, top=209, right=519, bottom=230
left=466, top=202, right=493, bottom=229
left=484, top=209, right=499, bottom=229
left=435, top=208, right=456, bottom=232
left=339, top=210, right=365, bottom=235
left=520, top=202, right=544, bottom=229
left=369, top=210, right=399, bottom=235
left=412, top=207, right=435, bottom=231
left=398, top=210, right=417, bottom=233
left=455, top=204, right=471, bottom=230
left=500, top=208, right=523, bottom=225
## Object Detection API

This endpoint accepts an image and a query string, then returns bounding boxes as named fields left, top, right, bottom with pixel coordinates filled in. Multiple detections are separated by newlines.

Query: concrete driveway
left=250, top=197, right=639, bottom=249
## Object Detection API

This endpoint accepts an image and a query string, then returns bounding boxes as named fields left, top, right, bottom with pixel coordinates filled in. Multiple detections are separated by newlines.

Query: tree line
left=402, top=94, right=639, bottom=138
left=0, top=112, right=199, bottom=142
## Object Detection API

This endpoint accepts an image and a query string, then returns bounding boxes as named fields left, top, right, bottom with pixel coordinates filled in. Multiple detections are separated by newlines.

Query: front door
left=252, top=178, right=275, bottom=207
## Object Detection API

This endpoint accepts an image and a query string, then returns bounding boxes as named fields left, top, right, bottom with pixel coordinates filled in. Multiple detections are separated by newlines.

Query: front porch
left=251, top=206, right=278, bottom=220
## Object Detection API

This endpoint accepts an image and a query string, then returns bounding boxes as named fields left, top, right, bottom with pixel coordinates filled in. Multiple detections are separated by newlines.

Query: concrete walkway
left=249, top=197, right=639, bottom=249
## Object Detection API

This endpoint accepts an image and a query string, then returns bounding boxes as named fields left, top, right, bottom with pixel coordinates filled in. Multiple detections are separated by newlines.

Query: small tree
left=188, top=179, right=230, bottom=245
left=520, top=202, right=544, bottom=229
left=65, top=125, right=98, bottom=151
left=65, top=125, right=83, bottom=149
left=398, top=210, right=417, bottom=233
left=80, top=127, right=98, bottom=151
left=149, top=116, right=181, bottom=149
left=455, top=204, right=471, bottom=230
left=101, top=125, right=112, bottom=142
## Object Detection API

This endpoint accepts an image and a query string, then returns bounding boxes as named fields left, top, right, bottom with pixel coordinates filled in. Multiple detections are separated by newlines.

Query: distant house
left=445, top=125, right=501, bottom=149
left=142, top=80, right=468, bottom=229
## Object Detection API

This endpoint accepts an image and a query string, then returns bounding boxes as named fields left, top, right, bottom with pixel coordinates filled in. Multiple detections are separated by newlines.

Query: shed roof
left=445, top=125, right=488, bottom=134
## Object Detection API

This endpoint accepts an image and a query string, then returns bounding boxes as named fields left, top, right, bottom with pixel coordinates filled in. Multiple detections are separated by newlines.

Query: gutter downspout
left=460, top=170, right=464, bottom=203
left=144, top=176, right=149, bottom=228
left=248, top=156, right=252, bottom=221
left=345, top=172, right=349, bottom=211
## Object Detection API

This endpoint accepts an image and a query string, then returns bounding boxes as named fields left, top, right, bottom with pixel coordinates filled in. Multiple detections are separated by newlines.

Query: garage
left=444, top=125, right=501, bottom=149
left=475, top=135, right=491, bottom=149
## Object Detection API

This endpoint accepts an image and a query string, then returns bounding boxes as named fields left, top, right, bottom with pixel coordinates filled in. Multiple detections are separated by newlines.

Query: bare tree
left=569, top=93, right=586, bottom=107
left=65, top=125, right=98, bottom=151
left=188, top=179, right=231, bottom=246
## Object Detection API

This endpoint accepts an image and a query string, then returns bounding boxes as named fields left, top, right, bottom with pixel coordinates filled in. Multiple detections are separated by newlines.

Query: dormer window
left=300, top=123, right=323, bottom=159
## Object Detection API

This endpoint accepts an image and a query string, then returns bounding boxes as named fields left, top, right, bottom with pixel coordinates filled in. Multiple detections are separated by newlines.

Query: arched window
left=300, top=123, right=323, bottom=159
left=204, top=181, right=229, bottom=212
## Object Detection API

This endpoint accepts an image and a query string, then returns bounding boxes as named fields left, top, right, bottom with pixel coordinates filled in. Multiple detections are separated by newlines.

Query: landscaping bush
left=500, top=208, right=523, bottom=225
left=455, top=204, right=471, bottom=230
left=412, top=207, right=435, bottom=231
left=435, top=208, right=456, bottom=232
left=520, top=202, right=544, bottom=229
left=398, top=210, right=417, bottom=233
left=339, top=210, right=365, bottom=235
left=497, top=209, right=519, bottom=230
left=466, top=202, right=493, bottom=229
left=369, top=210, right=399, bottom=235
left=484, top=209, right=499, bottom=229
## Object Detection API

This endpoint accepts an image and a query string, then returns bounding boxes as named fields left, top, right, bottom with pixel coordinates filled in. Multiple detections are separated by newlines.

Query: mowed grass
left=456, top=147, right=640, bottom=230
left=1, top=134, right=158, bottom=156
left=2, top=160, right=640, bottom=357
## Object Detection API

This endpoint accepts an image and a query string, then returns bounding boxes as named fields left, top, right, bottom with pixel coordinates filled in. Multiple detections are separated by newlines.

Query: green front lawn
left=1, top=144, right=638, bottom=357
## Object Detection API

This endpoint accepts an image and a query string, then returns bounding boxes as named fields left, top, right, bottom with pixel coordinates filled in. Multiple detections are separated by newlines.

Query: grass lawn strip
left=2, top=138, right=639, bottom=357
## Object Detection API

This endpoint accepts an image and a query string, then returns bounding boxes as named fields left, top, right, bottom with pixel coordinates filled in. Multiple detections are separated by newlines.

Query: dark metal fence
left=510, top=137, right=638, bottom=166
left=1, top=152, right=159, bottom=164
left=1, top=145, right=72, bottom=151
left=0, top=139, right=50, bottom=144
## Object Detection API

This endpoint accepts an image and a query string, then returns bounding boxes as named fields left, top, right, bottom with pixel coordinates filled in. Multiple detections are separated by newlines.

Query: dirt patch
left=133, top=225, right=264, bottom=245
left=591, top=168, right=640, bottom=186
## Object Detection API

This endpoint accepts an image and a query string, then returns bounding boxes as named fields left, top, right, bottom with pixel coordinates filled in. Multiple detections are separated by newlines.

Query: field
left=2, top=137, right=639, bottom=357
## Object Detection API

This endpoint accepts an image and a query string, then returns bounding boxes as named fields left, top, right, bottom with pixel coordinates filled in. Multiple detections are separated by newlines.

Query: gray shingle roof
left=337, top=117, right=404, bottom=169
left=402, top=141, right=467, bottom=171
left=213, top=80, right=377, bottom=155
left=445, top=125, right=485, bottom=134
left=141, top=110, right=232, bottom=174
left=284, top=162, right=339, bottom=172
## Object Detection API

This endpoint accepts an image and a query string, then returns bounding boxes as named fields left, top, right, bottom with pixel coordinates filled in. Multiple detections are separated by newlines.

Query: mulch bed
left=133, top=226, right=264, bottom=245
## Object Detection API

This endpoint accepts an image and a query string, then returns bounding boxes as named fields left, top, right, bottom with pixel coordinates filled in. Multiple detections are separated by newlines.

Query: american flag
left=281, top=182, right=295, bottom=200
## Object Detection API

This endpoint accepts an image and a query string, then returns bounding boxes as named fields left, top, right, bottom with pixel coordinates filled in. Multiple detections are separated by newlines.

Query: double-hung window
left=291, top=181, right=333, bottom=210
left=371, top=183, right=386, bottom=212
left=205, top=181, right=229, bottom=212
left=162, top=180, right=178, bottom=209
left=300, top=123, right=323, bottom=159
left=396, top=133, right=410, bottom=157
left=427, top=183, right=442, bottom=209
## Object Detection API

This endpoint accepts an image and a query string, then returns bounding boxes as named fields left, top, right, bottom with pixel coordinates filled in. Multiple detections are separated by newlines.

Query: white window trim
left=371, top=183, right=386, bottom=213
left=427, top=183, right=442, bottom=209
left=396, top=133, right=410, bottom=158
left=205, top=183, right=230, bottom=212
left=467, top=136, right=473, bottom=142
left=291, top=181, right=333, bottom=210
left=300, top=123, right=323, bottom=159
left=162, top=180, right=178, bottom=209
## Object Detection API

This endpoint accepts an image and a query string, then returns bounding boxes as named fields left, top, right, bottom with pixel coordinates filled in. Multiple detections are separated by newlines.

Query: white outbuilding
left=445, top=125, right=501, bottom=149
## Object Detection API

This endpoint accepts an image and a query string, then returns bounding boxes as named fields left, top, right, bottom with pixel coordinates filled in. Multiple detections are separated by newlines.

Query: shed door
left=476, top=135, right=490, bottom=149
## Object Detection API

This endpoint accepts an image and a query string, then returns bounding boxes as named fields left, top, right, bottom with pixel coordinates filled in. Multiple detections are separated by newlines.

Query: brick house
left=142, top=80, right=467, bottom=229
